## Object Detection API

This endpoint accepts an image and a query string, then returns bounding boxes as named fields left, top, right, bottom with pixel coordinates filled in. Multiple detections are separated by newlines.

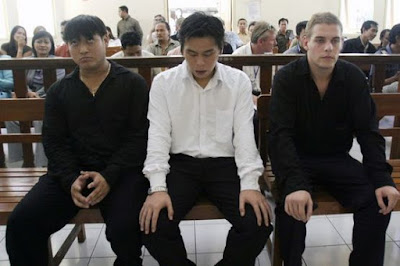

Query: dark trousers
left=143, top=154, right=272, bottom=266
left=6, top=171, right=149, bottom=266
left=276, top=154, right=391, bottom=266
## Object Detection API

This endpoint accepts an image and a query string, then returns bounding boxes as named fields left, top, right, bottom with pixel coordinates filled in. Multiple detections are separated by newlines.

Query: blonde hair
left=305, top=12, right=343, bottom=38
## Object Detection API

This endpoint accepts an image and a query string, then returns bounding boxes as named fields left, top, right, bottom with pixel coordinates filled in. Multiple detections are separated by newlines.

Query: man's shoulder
left=232, top=43, right=250, bottom=55
left=283, top=46, right=299, bottom=54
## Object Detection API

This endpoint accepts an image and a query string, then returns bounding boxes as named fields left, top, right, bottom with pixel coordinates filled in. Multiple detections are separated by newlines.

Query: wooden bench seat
left=258, top=93, right=400, bottom=266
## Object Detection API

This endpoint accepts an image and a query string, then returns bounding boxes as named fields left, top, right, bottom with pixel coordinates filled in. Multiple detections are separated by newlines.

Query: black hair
left=237, top=18, right=247, bottom=25
left=295, top=20, right=308, bottom=36
left=106, top=26, right=116, bottom=40
left=361, top=20, right=378, bottom=33
left=119, top=6, right=128, bottom=13
left=248, top=21, right=256, bottom=31
left=389, top=24, right=400, bottom=45
left=7, top=25, right=27, bottom=56
left=64, top=15, right=107, bottom=43
left=60, top=20, right=68, bottom=27
left=278, top=18, right=289, bottom=25
left=31, top=31, right=55, bottom=57
left=179, top=12, right=224, bottom=51
left=120, top=31, right=142, bottom=48
left=155, top=21, right=171, bottom=33
left=380, top=29, right=390, bottom=40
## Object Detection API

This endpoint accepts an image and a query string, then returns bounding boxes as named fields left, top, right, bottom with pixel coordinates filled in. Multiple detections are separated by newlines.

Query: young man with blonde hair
left=269, top=12, right=399, bottom=266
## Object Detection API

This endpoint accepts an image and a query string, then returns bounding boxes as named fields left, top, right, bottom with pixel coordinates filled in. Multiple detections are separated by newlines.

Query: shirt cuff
left=240, top=174, right=261, bottom=191
left=147, top=172, right=167, bottom=189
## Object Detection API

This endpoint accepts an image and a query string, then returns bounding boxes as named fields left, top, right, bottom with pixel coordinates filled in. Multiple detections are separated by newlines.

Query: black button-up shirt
left=42, top=61, right=149, bottom=193
left=269, top=56, right=394, bottom=197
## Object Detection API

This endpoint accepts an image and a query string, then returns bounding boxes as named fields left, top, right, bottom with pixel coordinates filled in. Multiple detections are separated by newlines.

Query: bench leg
left=77, top=223, right=86, bottom=243
left=272, top=230, right=283, bottom=266
left=47, top=238, right=54, bottom=266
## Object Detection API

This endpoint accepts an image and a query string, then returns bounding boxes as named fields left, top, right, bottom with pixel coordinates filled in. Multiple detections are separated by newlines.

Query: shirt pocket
left=215, top=109, right=233, bottom=143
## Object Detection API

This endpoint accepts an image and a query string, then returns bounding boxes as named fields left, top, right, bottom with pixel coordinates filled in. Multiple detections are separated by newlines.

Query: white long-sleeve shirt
left=143, top=61, right=264, bottom=191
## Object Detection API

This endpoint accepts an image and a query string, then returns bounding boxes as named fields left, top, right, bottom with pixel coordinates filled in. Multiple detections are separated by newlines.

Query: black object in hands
left=81, top=178, right=95, bottom=197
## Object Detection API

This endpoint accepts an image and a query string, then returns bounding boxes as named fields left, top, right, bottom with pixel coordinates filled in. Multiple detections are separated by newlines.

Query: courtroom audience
left=1, top=25, right=32, bottom=58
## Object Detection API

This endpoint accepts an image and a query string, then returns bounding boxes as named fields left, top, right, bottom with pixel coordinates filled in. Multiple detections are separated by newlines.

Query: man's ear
left=303, top=37, right=309, bottom=51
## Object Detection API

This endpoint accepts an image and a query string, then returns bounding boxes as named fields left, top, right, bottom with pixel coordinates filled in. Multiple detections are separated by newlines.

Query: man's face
left=279, top=21, right=287, bottom=32
left=183, top=36, right=220, bottom=87
left=260, top=32, right=277, bottom=53
left=155, top=23, right=169, bottom=41
left=238, top=20, right=247, bottom=32
left=304, top=23, right=342, bottom=71
left=298, top=28, right=307, bottom=48
left=123, top=45, right=142, bottom=57
left=68, top=34, right=108, bottom=71
left=363, top=25, right=378, bottom=41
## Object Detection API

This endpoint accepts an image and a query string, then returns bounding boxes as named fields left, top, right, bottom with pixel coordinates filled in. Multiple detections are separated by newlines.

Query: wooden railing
left=0, top=54, right=399, bottom=98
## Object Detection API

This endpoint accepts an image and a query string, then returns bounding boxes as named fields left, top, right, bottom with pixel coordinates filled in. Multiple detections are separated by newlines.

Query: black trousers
left=6, top=171, right=149, bottom=266
left=143, top=154, right=272, bottom=266
left=276, top=154, right=391, bottom=266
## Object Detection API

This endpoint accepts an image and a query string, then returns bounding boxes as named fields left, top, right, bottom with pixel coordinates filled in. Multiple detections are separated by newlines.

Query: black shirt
left=43, top=61, right=149, bottom=193
left=342, top=37, right=377, bottom=54
left=269, top=56, right=394, bottom=197
left=1, top=42, right=32, bottom=57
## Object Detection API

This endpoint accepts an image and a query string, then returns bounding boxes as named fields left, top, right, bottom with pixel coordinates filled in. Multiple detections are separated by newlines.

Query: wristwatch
left=148, top=186, right=168, bottom=195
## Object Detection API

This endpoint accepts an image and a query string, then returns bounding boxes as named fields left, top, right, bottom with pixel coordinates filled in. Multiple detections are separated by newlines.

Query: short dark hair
left=248, top=21, right=256, bottom=31
left=155, top=21, right=171, bottom=33
left=32, top=31, right=55, bottom=57
left=295, top=20, right=308, bottom=36
left=361, top=20, right=378, bottom=33
left=237, top=18, right=247, bottom=25
left=64, top=15, right=107, bottom=43
left=60, top=20, right=68, bottom=27
left=389, top=23, right=400, bottom=45
left=380, top=29, right=390, bottom=40
left=278, top=18, right=289, bottom=25
left=179, top=12, right=224, bottom=52
left=120, top=31, right=142, bottom=48
left=119, top=5, right=128, bottom=13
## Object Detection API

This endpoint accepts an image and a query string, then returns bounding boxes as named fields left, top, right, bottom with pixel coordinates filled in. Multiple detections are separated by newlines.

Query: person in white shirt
left=139, top=12, right=273, bottom=266
left=233, top=21, right=276, bottom=96
left=111, top=31, right=161, bottom=78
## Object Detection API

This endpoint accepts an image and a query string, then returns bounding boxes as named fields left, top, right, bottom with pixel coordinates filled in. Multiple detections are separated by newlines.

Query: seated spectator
left=233, top=21, right=276, bottom=96
left=0, top=54, right=13, bottom=98
left=237, top=18, right=250, bottom=44
left=276, top=18, right=294, bottom=53
left=146, top=21, right=179, bottom=56
left=111, top=31, right=161, bottom=78
left=284, top=20, right=308, bottom=54
left=7, top=31, right=65, bottom=167
left=248, top=21, right=256, bottom=39
left=372, top=24, right=400, bottom=93
left=146, top=14, right=166, bottom=46
left=106, top=26, right=121, bottom=47
left=342, top=20, right=378, bottom=53
left=1, top=25, right=32, bottom=58
left=170, top=17, right=184, bottom=41
left=55, top=20, right=70, bottom=57
left=378, top=29, right=390, bottom=49
left=33, top=25, right=46, bottom=36
left=221, top=19, right=243, bottom=51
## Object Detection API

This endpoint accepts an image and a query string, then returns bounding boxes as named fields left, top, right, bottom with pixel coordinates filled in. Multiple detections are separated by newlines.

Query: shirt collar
left=296, top=56, right=345, bottom=83
left=66, top=60, right=129, bottom=80
left=182, top=60, right=223, bottom=89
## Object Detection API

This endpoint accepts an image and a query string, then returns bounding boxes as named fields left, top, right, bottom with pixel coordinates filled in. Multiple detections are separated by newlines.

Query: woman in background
left=378, top=29, right=390, bottom=49
left=106, top=26, right=121, bottom=47
left=1, top=25, right=32, bottom=58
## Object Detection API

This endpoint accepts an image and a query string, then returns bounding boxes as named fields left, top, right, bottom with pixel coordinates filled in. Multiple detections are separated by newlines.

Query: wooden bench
left=257, top=93, right=400, bottom=266
left=1, top=55, right=400, bottom=264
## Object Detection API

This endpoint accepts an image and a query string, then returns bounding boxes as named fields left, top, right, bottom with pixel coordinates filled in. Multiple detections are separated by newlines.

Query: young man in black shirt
left=6, top=15, right=149, bottom=266
left=269, top=12, right=399, bottom=266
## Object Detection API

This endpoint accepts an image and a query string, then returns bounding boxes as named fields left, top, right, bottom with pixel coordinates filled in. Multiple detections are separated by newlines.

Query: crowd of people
left=1, top=5, right=400, bottom=266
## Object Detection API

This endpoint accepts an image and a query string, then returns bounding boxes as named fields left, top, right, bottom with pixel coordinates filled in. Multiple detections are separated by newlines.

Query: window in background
left=0, top=0, right=7, bottom=39
left=385, top=0, right=400, bottom=28
left=167, top=0, right=231, bottom=35
left=340, top=0, right=374, bottom=34
left=16, top=0, right=55, bottom=37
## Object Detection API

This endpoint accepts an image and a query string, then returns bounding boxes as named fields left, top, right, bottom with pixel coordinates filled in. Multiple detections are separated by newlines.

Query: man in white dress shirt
left=233, top=21, right=276, bottom=96
left=139, top=12, right=273, bottom=266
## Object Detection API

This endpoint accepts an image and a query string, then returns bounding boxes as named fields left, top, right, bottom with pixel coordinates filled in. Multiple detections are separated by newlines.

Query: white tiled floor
left=1, top=213, right=400, bottom=265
